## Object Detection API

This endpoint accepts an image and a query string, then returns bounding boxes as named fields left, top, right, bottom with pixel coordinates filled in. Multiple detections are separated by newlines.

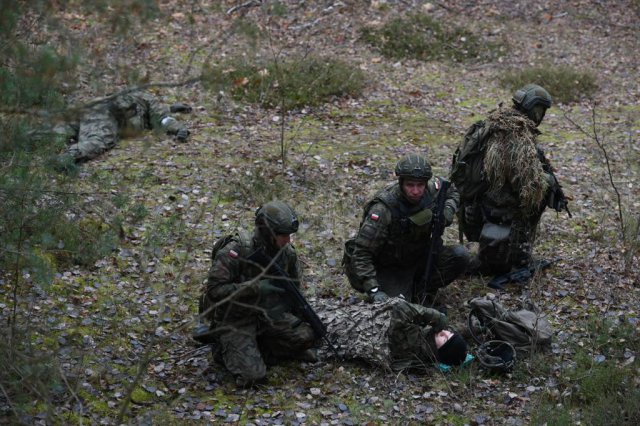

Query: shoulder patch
left=370, top=213, right=380, bottom=221
left=228, top=249, right=239, bottom=258
left=434, top=177, right=441, bottom=191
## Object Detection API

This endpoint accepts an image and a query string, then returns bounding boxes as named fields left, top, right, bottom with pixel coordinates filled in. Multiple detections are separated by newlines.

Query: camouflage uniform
left=58, top=91, right=188, bottom=163
left=345, top=179, right=471, bottom=301
left=451, top=85, right=560, bottom=274
left=204, top=228, right=315, bottom=385
left=318, top=298, right=444, bottom=371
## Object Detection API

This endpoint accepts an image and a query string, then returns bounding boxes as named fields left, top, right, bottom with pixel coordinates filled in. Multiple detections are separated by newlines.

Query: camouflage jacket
left=104, top=91, right=184, bottom=135
left=205, top=229, right=303, bottom=325
left=318, top=298, right=442, bottom=371
left=351, top=179, right=459, bottom=292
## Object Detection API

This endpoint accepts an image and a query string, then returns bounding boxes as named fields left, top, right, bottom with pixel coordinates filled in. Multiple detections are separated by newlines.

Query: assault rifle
left=538, top=148, right=572, bottom=218
left=420, top=179, right=451, bottom=302
left=488, top=258, right=555, bottom=290
left=247, top=249, right=338, bottom=355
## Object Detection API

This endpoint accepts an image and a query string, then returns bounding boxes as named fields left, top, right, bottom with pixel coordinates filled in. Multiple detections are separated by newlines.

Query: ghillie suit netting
left=483, top=108, right=549, bottom=214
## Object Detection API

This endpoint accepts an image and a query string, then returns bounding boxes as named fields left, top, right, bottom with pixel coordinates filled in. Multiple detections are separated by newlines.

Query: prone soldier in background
left=53, top=90, right=190, bottom=168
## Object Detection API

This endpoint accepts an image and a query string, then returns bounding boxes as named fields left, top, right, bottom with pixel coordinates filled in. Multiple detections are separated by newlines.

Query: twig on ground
left=563, top=102, right=624, bottom=236
left=227, top=0, right=263, bottom=16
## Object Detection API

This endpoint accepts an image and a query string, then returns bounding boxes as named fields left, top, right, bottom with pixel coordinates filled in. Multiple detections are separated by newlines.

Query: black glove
left=175, top=128, right=189, bottom=143
left=369, top=288, right=389, bottom=303
left=170, top=103, right=192, bottom=113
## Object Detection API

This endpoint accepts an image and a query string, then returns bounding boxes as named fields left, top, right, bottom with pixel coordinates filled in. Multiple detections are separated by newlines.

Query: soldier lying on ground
left=54, top=90, right=190, bottom=166
left=317, top=297, right=469, bottom=371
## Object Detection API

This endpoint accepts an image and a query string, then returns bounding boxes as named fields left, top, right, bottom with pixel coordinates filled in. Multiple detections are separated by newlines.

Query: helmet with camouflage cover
left=512, top=84, right=552, bottom=126
left=255, top=200, right=299, bottom=235
left=395, top=153, right=432, bottom=181
left=476, top=340, right=516, bottom=373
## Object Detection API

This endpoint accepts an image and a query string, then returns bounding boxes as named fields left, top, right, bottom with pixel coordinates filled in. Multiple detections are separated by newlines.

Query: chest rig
left=366, top=182, right=439, bottom=265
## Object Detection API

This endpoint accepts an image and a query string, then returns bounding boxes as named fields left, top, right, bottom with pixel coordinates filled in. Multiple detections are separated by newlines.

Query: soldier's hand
left=443, top=206, right=455, bottom=226
left=256, top=279, right=284, bottom=297
left=170, top=103, right=192, bottom=113
left=175, top=128, right=189, bottom=143
left=433, top=312, right=448, bottom=332
left=369, top=289, right=389, bottom=303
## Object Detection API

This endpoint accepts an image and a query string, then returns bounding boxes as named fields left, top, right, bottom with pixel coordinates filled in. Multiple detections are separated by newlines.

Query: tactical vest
left=364, top=182, right=439, bottom=267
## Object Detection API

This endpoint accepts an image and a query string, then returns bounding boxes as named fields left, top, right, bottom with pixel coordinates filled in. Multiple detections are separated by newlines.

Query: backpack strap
left=210, top=229, right=253, bottom=261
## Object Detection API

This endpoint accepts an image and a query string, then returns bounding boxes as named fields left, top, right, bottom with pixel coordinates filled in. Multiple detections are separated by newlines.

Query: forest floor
left=3, top=1, right=640, bottom=425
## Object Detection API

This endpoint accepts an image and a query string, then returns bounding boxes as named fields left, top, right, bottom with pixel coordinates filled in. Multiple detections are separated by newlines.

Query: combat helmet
left=476, top=340, right=516, bottom=373
left=395, top=153, right=432, bottom=181
left=512, top=84, right=552, bottom=110
left=255, top=200, right=299, bottom=235
left=512, top=84, right=552, bottom=125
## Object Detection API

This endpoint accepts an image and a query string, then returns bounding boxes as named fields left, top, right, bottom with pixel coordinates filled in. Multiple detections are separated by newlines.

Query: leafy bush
left=500, top=65, right=598, bottom=104
left=0, top=334, right=66, bottom=423
left=360, top=13, right=503, bottom=62
left=202, top=55, right=365, bottom=110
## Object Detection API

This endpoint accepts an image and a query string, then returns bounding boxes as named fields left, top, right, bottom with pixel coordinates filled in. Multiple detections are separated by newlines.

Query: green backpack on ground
left=468, top=296, right=553, bottom=352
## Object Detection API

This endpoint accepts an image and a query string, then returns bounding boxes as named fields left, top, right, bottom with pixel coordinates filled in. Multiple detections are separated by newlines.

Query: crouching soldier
left=198, top=201, right=318, bottom=386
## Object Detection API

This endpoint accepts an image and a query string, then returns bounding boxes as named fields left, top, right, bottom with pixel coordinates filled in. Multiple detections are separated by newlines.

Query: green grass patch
left=531, top=319, right=640, bottom=425
left=360, top=13, right=504, bottom=62
left=202, top=55, right=365, bottom=110
left=500, top=65, right=598, bottom=104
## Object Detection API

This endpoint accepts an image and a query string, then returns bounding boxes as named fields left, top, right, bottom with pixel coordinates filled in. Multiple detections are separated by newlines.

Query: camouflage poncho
left=317, top=298, right=442, bottom=371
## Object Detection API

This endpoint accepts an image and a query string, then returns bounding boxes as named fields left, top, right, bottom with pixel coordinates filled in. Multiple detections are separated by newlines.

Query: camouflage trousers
left=376, top=244, right=471, bottom=303
left=217, top=313, right=315, bottom=385
left=462, top=202, right=540, bottom=274
left=478, top=218, right=538, bottom=274
left=64, top=107, right=120, bottom=163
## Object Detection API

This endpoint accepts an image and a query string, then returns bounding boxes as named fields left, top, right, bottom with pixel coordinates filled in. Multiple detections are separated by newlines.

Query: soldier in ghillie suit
left=55, top=90, right=190, bottom=165
left=318, top=297, right=469, bottom=371
left=343, top=153, right=472, bottom=303
left=450, top=84, right=569, bottom=275
left=198, top=201, right=317, bottom=387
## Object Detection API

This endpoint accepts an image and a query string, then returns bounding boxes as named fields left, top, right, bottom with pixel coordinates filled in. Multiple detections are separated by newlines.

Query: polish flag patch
left=370, top=213, right=380, bottom=221
left=229, top=250, right=239, bottom=258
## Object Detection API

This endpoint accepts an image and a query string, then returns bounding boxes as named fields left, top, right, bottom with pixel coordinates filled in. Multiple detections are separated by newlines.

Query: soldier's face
left=435, top=330, right=453, bottom=349
left=275, top=233, right=291, bottom=248
left=401, top=178, right=427, bottom=204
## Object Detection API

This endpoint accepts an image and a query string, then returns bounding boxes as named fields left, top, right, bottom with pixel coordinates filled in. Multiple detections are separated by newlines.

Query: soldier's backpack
left=468, top=296, right=553, bottom=352
left=449, top=120, right=491, bottom=202
left=198, top=231, right=252, bottom=320
left=209, top=230, right=252, bottom=261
